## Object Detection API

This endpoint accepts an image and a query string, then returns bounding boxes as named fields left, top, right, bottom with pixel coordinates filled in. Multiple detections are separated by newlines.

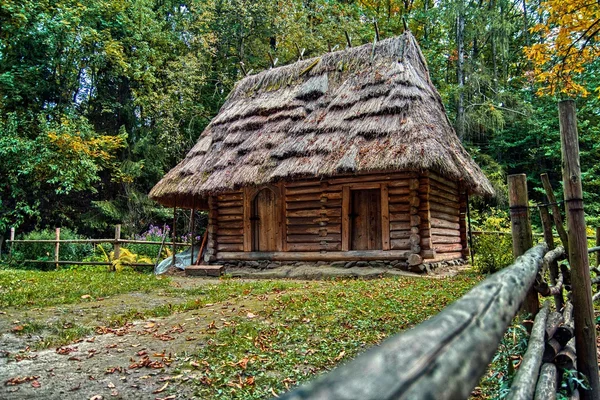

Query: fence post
left=114, top=224, right=121, bottom=261
left=539, top=206, right=563, bottom=310
left=540, top=173, right=570, bottom=252
left=596, top=227, right=599, bottom=268
left=172, top=202, right=177, bottom=268
left=55, top=228, right=60, bottom=270
left=9, top=227, right=15, bottom=261
left=559, top=99, right=600, bottom=400
left=190, top=198, right=195, bottom=265
left=508, top=174, right=539, bottom=317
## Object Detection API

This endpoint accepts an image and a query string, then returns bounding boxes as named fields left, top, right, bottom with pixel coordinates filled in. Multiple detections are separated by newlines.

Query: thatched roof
left=150, top=31, right=494, bottom=208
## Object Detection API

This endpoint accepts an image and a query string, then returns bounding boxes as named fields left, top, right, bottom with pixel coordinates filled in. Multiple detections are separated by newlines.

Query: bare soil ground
left=0, top=277, right=271, bottom=400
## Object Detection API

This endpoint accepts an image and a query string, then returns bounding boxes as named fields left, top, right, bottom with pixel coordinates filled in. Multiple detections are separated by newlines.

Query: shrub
left=11, top=228, right=93, bottom=270
left=471, top=208, right=513, bottom=274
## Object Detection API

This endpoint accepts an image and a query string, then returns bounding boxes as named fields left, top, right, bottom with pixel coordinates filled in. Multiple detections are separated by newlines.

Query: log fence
left=5, top=224, right=191, bottom=270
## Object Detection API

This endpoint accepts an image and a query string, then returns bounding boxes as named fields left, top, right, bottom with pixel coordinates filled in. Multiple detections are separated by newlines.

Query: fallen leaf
left=152, top=382, right=168, bottom=394
left=247, top=312, right=256, bottom=319
left=31, top=380, right=41, bottom=388
left=107, top=381, right=115, bottom=389
left=81, top=294, right=91, bottom=299
left=11, top=325, right=24, bottom=332
left=90, top=395, right=103, bottom=400
left=334, top=350, right=346, bottom=362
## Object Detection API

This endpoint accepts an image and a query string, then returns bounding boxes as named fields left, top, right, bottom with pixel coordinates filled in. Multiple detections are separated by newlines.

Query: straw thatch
left=150, top=31, right=494, bottom=208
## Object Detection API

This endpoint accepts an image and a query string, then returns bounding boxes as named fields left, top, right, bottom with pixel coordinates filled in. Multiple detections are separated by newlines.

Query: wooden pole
left=190, top=198, right=195, bottom=266
left=374, top=20, right=380, bottom=41
left=113, top=224, right=121, bottom=260
left=9, top=227, right=15, bottom=261
left=539, top=206, right=563, bottom=310
left=541, top=173, right=570, bottom=252
left=559, top=99, right=600, bottom=400
left=596, top=227, right=599, bottom=268
left=55, top=228, right=60, bottom=270
left=344, top=30, right=352, bottom=48
left=172, top=201, right=177, bottom=268
left=508, top=174, right=539, bottom=316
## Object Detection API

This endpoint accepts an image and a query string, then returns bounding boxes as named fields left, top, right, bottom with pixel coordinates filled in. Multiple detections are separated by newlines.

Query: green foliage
left=471, top=208, right=513, bottom=274
left=10, top=228, right=93, bottom=270
left=558, top=370, right=591, bottom=399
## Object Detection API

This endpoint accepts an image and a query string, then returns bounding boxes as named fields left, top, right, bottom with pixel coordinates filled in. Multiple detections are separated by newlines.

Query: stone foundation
left=217, top=258, right=467, bottom=274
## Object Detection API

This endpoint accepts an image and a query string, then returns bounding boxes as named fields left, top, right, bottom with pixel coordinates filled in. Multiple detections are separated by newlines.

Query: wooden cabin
left=149, top=31, right=494, bottom=270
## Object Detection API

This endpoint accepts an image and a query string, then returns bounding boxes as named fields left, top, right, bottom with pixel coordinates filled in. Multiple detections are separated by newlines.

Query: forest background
left=1, top=0, right=599, bottom=242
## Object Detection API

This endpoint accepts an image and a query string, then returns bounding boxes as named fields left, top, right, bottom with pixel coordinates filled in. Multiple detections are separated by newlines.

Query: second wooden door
left=251, top=188, right=280, bottom=251
left=350, top=189, right=382, bottom=250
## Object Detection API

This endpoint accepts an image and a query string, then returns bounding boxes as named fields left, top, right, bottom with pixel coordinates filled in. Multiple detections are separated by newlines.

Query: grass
left=0, top=266, right=170, bottom=308
left=180, top=275, right=482, bottom=399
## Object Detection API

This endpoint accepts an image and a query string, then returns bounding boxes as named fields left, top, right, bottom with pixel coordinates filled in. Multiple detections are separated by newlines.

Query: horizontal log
left=288, top=225, right=323, bottom=235
left=389, top=203, right=410, bottom=213
left=390, top=230, right=413, bottom=240
left=432, top=235, right=461, bottom=244
left=431, top=252, right=463, bottom=262
left=217, top=228, right=244, bottom=236
left=388, top=195, right=410, bottom=204
left=390, top=221, right=411, bottom=231
left=507, top=301, right=550, bottom=400
left=286, top=243, right=321, bottom=252
left=218, top=207, right=243, bottom=216
left=390, top=240, right=411, bottom=250
left=217, top=220, right=243, bottom=229
left=389, top=214, right=410, bottom=223
left=285, top=186, right=326, bottom=195
left=429, top=202, right=460, bottom=216
left=216, top=236, right=243, bottom=244
left=217, top=193, right=243, bottom=201
left=218, top=214, right=244, bottom=221
left=217, top=250, right=411, bottom=261
left=421, top=249, right=436, bottom=259
left=278, top=244, right=549, bottom=400
left=429, top=187, right=460, bottom=202
left=286, top=200, right=342, bottom=210
left=428, top=172, right=458, bottom=189
left=287, top=234, right=341, bottom=243
left=429, top=194, right=459, bottom=208
left=430, top=211, right=460, bottom=223
left=431, top=228, right=460, bottom=237
left=285, top=192, right=342, bottom=202
left=388, top=187, right=411, bottom=196
left=287, top=208, right=341, bottom=218
left=218, top=200, right=243, bottom=208
left=287, top=217, right=342, bottom=226
left=433, top=243, right=463, bottom=253
left=534, top=363, right=558, bottom=400
left=328, top=172, right=417, bottom=185
left=217, top=243, right=243, bottom=252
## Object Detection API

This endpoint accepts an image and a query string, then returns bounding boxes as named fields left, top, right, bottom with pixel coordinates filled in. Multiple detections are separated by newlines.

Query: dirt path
left=0, top=278, right=271, bottom=400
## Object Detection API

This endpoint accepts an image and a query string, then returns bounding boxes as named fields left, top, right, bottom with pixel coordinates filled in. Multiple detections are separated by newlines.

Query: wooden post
left=190, top=198, right=195, bottom=265
left=55, top=228, right=60, bottom=270
left=539, top=205, right=563, bottom=310
left=9, top=227, right=15, bottom=261
left=596, top=227, right=599, bottom=268
left=172, top=202, right=177, bottom=268
left=541, top=173, right=569, bottom=252
left=508, top=174, right=539, bottom=316
left=559, top=99, right=600, bottom=400
left=113, top=224, right=121, bottom=260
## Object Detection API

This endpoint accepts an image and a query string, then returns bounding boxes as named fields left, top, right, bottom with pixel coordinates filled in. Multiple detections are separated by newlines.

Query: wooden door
left=350, top=189, right=382, bottom=250
left=251, top=188, right=280, bottom=251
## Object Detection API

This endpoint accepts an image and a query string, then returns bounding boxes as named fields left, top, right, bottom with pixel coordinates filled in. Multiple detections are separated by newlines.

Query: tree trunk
left=456, top=7, right=466, bottom=141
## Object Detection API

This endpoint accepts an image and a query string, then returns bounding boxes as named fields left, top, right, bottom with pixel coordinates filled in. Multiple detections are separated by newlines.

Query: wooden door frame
left=341, top=183, right=390, bottom=252
left=243, top=184, right=284, bottom=252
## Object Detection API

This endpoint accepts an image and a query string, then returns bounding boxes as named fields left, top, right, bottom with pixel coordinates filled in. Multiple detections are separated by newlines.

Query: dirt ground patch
left=0, top=277, right=275, bottom=399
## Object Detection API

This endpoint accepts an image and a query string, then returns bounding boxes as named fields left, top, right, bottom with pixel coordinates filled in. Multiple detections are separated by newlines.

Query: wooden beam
left=508, top=174, right=539, bottom=317
left=381, top=184, right=390, bottom=251
left=342, top=186, right=350, bottom=251
left=243, top=188, right=251, bottom=252
left=559, top=99, right=600, bottom=399
left=216, top=250, right=413, bottom=261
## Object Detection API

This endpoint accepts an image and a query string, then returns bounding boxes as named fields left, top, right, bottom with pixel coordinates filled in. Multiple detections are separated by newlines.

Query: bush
left=11, top=228, right=93, bottom=270
left=471, top=208, right=513, bottom=274
left=124, top=224, right=171, bottom=261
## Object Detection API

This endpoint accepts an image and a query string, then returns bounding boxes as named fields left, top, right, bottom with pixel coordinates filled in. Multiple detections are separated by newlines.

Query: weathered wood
left=555, top=301, right=574, bottom=346
left=390, top=221, right=411, bottom=231
left=381, top=185, right=390, bottom=251
left=287, top=225, right=322, bottom=235
left=252, top=187, right=281, bottom=251
left=217, top=193, right=243, bottom=201
left=507, top=301, right=550, bottom=400
left=431, top=235, right=461, bottom=244
left=287, top=216, right=340, bottom=226
left=542, top=244, right=565, bottom=310
left=555, top=337, right=576, bottom=370
left=218, top=206, right=243, bottom=216
left=217, top=220, right=244, bottom=230
left=429, top=211, right=460, bottom=223
left=596, top=227, right=600, bottom=267
left=390, top=230, right=413, bottom=240
left=534, top=363, right=557, bottom=400
left=217, top=243, right=243, bottom=251
left=508, top=173, right=539, bottom=317
left=286, top=200, right=327, bottom=210
left=218, top=200, right=243, bottom=208
left=55, top=227, right=61, bottom=270
left=407, top=253, right=422, bottom=266
left=217, top=236, right=244, bottom=244
left=285, top=192, right=341, bottom=202
left=286, top=243, right=322, bottom=252
left=432, top=243, right=463, bottom=253
left=217, top=228, right=244, bottom=236
left=430, top=251, right=463, bottom=262
left=429, top=202, right=460, bottom=216
left=546, top=311, right=564, bottom=341
left=287, top=234, right=341, bottom=243
left=217, top=250, right=411, bottom=261
left=430, top=218, right=460, bottom=230
left=541, top=173, right=570, bottom=252
left=427, top=171, right=458, bottom=189
left=429, top=187, right=460, bottom=202
left=543, top=338, right=563, bottom=363
left=219, top=214, right=244, bottom=221
left=287, top=208, right=341, bottom=218
left=410, top=214, right=420, bottom=227
left=389, top=203, right=410, bottom=213
left=389, top=213, right=410, bottom=223
left=278, top=244, right=548, bottom=400
left=559, top=99, right=600, bottom=400
left=243, top=189, right=251, bottom=252
left=430, top=227, right=460, bottom=237
left=388, top=187, right=411, bottom=196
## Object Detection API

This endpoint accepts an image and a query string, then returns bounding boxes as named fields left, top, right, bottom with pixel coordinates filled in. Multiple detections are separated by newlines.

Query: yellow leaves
left=47, top=130, right=124, bottom=164
left=523, top=0, right=600, bottom=97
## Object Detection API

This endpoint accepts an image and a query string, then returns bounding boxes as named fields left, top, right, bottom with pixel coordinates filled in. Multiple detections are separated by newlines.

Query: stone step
left=185, top=265, right=224, bottom=277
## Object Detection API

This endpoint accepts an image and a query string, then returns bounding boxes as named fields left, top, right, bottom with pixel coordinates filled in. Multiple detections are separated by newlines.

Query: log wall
left=428, top=172, right=465, bottom=261
left=205, top=171, right=465, bottom=265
